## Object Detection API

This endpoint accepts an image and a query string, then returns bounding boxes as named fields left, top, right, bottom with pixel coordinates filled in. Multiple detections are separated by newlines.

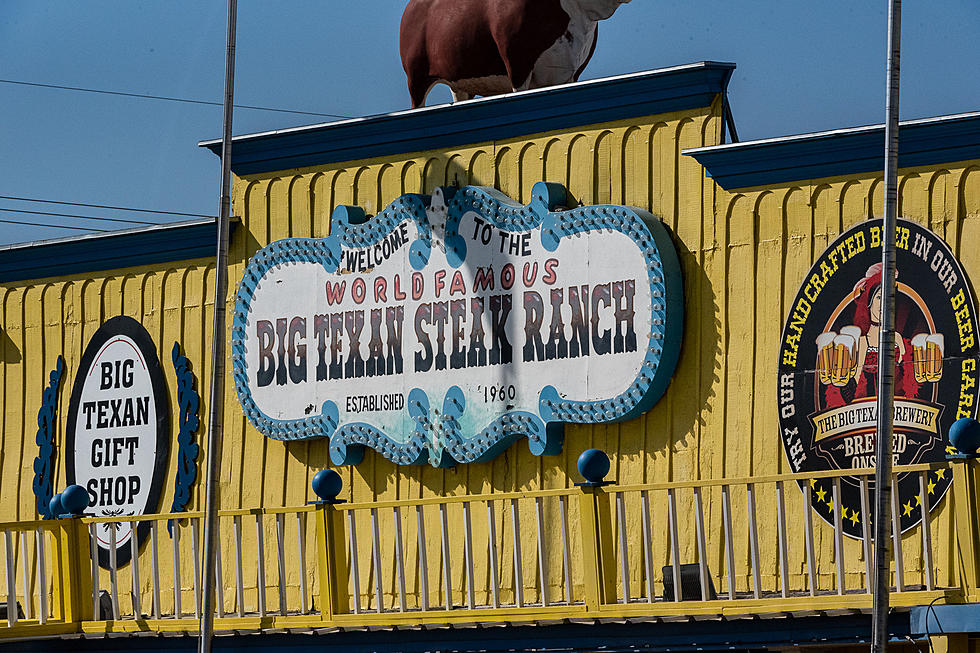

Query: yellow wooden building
left=2, top=61, right=980, bottom=652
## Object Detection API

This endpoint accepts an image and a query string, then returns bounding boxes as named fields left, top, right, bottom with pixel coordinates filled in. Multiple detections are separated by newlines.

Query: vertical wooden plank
left=615, top=492, right=630, bottom=604
left=861, top=477, right=873, bottom=594
left=510, top=498, right=524, bottom=608
left=295, top=513, right=307, bottom=614
left=20, top=531, right=31, bottom=620
left=667, top=489, right=682, bottom=602
left=90, top=523, right=101, bottom=618
left=151, top=521, right=161, bottom=619
left=746, top=484, right=761, bottom=600
left=775, top=482, right=789, bottom=598
left=348, top=511, right=362, bottom=614
left=891, top=476, right=905, bottom=591
left=233, top=515, right=245, bottom=617
left=462, top=502, right=475, bottom=610
left=832, top=478, right=845, bottom=595
left=721, top=486, right=736, bottom=600
left=370, top=508, right=384, bottom=613
left=693, top=487, right=710, bottom=601
left=4, top=530, right=16, bottom=626
left=640, top=491, right=654, bottom=603
left=558, top=494, right=573, bottom=604
left=276, top=513, right=287, bottom=615
left=256, top=514, right=267, bottom=616
left=108, top=524, right=119, bottom=619
left=214, top=519, right=224, bottom=619
left=535, top=497, right=550, bottom=607
left=130, top=521, right=141, bottom=618
left=172, top=521, right=182, bottom=618
left=439, top=503, right=452, bottom=610
left=919, top=471, right=934, bottom=590
left=191, top=518, right=201, bottom=618
left=803, top=483, right=817, bottom=596
left=393, top=507, right=407, bottom=612
left=36, top=529, right=48, bottom=624
left=487, top=501, right=500, bottom=609
left=415, top=505, right=428, bottom=611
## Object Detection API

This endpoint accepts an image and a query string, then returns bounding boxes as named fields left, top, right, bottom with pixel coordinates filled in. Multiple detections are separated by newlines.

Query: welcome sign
left=233, top=183, right=683, bottom=467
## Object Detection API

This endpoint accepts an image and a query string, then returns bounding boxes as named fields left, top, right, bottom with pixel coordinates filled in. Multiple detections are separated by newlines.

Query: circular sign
left=66, top=316, right=170, bottom=567
left=777, top=219, right=978, bottom=537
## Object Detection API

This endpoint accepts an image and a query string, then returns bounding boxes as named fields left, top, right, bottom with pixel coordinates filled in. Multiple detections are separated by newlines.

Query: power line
left=0, top=194, right=213, bottom=219
left=0, top=78, right=352, bottom=119
left=0, top=218, right=107, bottom=233
left=0, top=207, right=159, bottom=226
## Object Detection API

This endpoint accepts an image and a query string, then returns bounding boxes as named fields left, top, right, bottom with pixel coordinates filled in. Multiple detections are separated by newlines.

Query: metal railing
left=1, top=460, right=975, bottom=637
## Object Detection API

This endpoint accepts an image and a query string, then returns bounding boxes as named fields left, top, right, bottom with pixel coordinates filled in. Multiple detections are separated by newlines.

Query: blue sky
left=1, top=1, right=978, bottom=246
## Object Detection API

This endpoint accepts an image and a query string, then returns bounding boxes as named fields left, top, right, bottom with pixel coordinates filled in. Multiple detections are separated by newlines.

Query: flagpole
left=872, top=0, right=901, bottom=650
left=199, top=1, right=237, bottom=652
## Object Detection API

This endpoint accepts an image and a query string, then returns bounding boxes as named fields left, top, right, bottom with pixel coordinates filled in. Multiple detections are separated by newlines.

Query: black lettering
left=255, top=320, right=276, bottom=387
left=523, top=291, right=545, bottom=362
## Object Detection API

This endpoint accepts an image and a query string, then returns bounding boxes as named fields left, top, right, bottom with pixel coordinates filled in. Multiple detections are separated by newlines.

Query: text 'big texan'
left=233, top=183, right=683, bottom=467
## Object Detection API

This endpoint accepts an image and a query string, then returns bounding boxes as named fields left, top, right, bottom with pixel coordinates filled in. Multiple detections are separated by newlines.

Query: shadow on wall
left=279, top=203, right=721, bottom=497
left=1, top=327, right=21, bottom=363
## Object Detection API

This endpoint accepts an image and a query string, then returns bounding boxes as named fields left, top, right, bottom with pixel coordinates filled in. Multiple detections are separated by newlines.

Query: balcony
left=1, top=461, right=978, bottom=645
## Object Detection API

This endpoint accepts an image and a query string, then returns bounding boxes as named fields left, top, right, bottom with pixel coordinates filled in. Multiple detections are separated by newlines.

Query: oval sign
left=66, top=315, right=170, bottom=568
left=777, top=218, right=978, bottom=538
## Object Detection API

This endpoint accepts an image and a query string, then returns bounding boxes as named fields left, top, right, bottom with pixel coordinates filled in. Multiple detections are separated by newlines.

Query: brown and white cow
left=400, top=0, right=631, bottom=108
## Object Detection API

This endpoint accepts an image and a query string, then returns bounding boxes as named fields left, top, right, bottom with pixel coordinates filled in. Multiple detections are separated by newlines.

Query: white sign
left=66, top=316, right=169, bottom=567
left=233, top=183, right=683, bottom=466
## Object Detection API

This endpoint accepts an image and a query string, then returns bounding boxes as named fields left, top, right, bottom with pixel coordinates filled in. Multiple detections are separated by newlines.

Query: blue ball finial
left=577, top=448, right=611, bottom=485
left=312, top=469, right=343, bottom=502
left=950, top=417, right=980, bottom=456
left=61, top=484, right=90, bottom=516
left=48, top=493, right=64, bottom=519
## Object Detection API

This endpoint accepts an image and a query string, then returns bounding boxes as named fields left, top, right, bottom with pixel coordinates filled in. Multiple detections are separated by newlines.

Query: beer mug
left=912, top=333, right=944, bottom=383
left=816, top=332, right=836, bottom=385
left=831, top=333, right=858, bottom=387
left=839, top=326, right=862, bottom=377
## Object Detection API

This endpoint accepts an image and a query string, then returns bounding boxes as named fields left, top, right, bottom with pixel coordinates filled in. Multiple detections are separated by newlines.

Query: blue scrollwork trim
left=169, top=343, right=200, bottom=533
left=33, top=357, right=64, bottom=519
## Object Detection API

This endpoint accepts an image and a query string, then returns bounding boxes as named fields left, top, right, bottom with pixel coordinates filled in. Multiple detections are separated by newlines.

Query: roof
left=200, top=62, right=736, bottom=176
left=0, top=218, right=234, bottom=284
left=683, top=110, right=980, bottom=190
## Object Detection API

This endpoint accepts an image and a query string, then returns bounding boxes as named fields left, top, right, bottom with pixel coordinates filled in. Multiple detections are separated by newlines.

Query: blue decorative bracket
left=169, top=343, right=200, bottom=533
left=33, top=357, right=64, bottom=519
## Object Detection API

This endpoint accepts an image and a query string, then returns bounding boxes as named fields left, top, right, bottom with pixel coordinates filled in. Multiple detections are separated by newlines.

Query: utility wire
left=0, top=78, right=352, bottom=119
left=0, top=207, right=159, bottom=226
left=0, top=218, right=107, bottom=232
left=0, top=194, right=213, bottom=219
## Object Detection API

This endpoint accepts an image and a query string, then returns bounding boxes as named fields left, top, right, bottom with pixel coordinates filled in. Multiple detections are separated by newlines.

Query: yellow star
left=935, top=468, right=947, bottom=480
left=815, top=486, right=827, bottom=503
left=946, top=445, right=958, bottom=456
left=849, top=510, right=860, bottom=526
left=928, top=479, right=936, bottom=494
left=841, top=506, right=850, bottom=520
left=915, top=494, right=921, bottom=506
left=903, top=501, right=914, bottom=517
left=810, top=478, right=817, bottom=488
left=828, top=498, right=835, bottom=513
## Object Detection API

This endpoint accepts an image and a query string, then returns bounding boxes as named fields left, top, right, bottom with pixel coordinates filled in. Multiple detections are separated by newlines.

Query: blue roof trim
left=684, top=111, right=980, bottom=190
left=200, top=62, right=735, bottom=176
left=0, top=218, right=234, bottom=283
